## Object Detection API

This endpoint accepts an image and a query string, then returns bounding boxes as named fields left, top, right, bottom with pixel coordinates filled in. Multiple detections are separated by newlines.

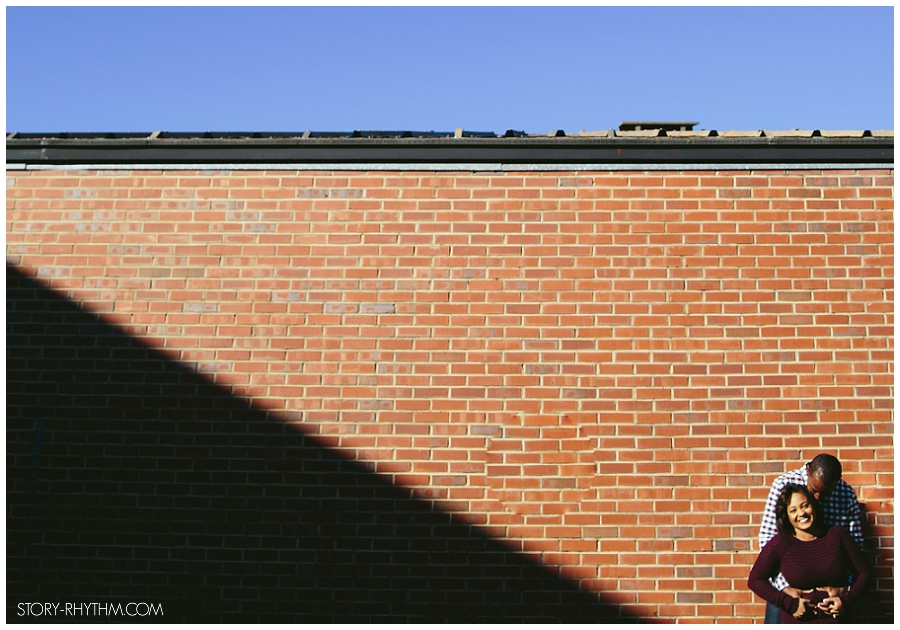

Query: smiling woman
left=748, top=484, right=870, bottom=623
left=786, top=493, right=816, bottom=539
left=779, top=485, right=825, bottom=541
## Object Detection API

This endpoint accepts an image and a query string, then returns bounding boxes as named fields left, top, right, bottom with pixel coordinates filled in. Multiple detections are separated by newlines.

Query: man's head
left=805, top=453, right=842, bottom=501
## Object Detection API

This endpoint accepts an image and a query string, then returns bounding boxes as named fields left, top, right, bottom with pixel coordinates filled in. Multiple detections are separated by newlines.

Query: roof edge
left=6, top=133, right=893, bottom=167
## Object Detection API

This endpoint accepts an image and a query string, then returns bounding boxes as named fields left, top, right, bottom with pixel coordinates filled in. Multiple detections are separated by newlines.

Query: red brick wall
left=7, top=168, right=894, bottom=622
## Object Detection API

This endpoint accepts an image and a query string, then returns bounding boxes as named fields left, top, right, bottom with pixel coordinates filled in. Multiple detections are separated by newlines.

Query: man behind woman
left=749, top=454, right=869, bottom=623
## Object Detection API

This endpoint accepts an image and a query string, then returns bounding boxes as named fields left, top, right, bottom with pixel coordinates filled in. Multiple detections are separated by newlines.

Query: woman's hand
left=792, top=597, right=812, bottom=619
left=818, top=596, right=843, bottom=618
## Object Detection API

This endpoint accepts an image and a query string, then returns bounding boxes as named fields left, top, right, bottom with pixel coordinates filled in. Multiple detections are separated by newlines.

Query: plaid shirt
left=758, top=463, right=864, bottom=591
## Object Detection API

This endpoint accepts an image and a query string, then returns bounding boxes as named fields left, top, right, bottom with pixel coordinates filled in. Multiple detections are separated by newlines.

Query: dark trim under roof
left=6, top=129, right=893, bottom=168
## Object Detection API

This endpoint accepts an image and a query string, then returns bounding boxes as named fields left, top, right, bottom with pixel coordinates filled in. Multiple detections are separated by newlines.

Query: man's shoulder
left=828, top=479, right=860, bottom=506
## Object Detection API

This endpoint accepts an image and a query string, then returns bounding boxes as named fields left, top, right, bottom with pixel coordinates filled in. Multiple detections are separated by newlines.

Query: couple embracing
left=748, top=453, right=870, bottom=624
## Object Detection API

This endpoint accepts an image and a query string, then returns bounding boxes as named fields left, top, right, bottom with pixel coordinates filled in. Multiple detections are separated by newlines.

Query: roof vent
left=619, top=121, right=698, bottom=132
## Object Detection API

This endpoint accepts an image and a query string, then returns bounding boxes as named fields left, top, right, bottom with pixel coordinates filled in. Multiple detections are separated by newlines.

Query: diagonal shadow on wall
left=6, top=263, right=638, bottom=623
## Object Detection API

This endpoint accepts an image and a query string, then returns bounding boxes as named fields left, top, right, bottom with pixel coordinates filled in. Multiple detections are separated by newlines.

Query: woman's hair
left=774, top=483, right=824, bottom=537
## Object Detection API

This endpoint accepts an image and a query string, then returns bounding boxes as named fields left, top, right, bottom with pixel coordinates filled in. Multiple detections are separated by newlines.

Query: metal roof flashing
left=6, top=129, right=893, bottom=171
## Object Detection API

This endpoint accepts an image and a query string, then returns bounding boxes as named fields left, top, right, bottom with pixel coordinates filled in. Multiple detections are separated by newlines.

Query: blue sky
left=6, top=6, right=894, bottom=134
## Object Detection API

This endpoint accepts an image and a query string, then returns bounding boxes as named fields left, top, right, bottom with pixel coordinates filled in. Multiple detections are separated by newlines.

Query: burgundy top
left=748, top=525, right=869, bottom=623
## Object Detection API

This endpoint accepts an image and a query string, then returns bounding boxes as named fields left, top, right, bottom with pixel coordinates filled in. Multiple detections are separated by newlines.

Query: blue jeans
left=764, top=601, right=781, bottom=624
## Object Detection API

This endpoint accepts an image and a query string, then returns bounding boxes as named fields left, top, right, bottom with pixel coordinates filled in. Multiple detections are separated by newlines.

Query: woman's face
left=787, top=492, right=815, bottom=534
